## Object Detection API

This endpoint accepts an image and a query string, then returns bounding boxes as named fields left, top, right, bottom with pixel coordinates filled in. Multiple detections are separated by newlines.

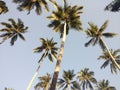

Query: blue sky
left=0, top=0, right=120, bottom=90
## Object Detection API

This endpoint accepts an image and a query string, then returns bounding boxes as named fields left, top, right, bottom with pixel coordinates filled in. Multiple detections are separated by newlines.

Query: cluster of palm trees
left=34, top=68, right=116, bottom=90
left=0, top=0, right=120, bottom=90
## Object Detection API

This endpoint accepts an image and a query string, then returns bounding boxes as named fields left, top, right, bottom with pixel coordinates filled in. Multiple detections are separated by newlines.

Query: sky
left=0, top=0, right=120, bottom=90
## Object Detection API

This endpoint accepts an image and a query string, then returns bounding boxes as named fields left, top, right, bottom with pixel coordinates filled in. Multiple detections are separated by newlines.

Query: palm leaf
left=71, top=81, right=80, bottom=90
left=18, top=33, right=25, bottom=41
left=38, top=53, right=46, bottom=63
left=85, top=38, right=95, bottom=47
left=99, top=39, right=106, bottom=50
left=35, top=1, right=41, bottom=15
left=102, top=32, right=117, bottom=38
left=1, top=22, right=12, bottom=28
left=10, top=34, right=18, bottom=45
left=101, top=60, right=109, bottom=69
left=48, top=53, right=53, bottom=62
left=0, top=33, right=12, bottom=37
left=110, top=64, right=117, bottom=74
left=99, top=20, right=109, bottom=33
left=41, top=0, right=49, bottom=12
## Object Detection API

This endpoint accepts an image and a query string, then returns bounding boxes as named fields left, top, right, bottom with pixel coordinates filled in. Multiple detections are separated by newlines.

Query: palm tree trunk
left=49, top=22, right=67, bottom=90
left=100, top=37, right=120, bottom=70
left=26, top=51, right=48, bottom=90
left=68, top=84, right=71, bottom=90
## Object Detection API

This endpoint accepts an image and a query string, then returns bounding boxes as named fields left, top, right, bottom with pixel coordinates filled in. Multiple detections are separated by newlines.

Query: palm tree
left=77, top=68, right=97, bottom=90
left=58, top=70, right=80, bottom=90
left=98, top=49, right=120, bottom=74
left=34, top=73, right=51, bottom=90
left=0, top=18, right=28, bottom=46
left=13, top=0, right=49, bottom=15
left=84, top=20, right=120, bottom=70
left=48, top=0, right=83, bottom=90
left=105, top=0, right=120, bottom=12
left=0, top=0, right=8, bottom=14
left=27, top=38, right=58, bottom=90
left=95, top=79, right=116, bottom=90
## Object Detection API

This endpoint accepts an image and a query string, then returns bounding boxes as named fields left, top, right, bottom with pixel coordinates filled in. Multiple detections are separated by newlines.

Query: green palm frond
left=102, top=32, right=117, bottom=38
left=99, top=20, right=109, bottom=33
left=0, top=18, right=28, bottom=45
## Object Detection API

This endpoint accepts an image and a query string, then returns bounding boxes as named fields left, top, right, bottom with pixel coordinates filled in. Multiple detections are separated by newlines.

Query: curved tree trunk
left=100, top=37, right=120, bottom=70
left=26, top=51, right=48, bottom=90
left=49, top=22, right=67, bottom=90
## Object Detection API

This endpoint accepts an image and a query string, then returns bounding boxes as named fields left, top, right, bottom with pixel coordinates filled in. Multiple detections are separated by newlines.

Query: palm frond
left=100, top=60, right=109, bottom=69
left=18, top=33, right=25, bottom=41
left=85, top=38, right=95, bottom=47
left=102, top=32, right=117, bottom=38
left=48, top=53, right=53, bottom=62
left=99, top=20, right=109, bottom=33
left=110, top=64, right=117, bottom=74
left=10, top=34, right=18, bottom=46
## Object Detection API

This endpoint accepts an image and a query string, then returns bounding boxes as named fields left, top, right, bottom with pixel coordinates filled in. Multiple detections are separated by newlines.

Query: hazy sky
left=0, top=0, right=120, bottom=90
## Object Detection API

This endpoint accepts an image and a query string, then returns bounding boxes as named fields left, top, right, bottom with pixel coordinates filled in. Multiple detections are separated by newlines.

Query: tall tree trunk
left=49, top=22, right=67, bottom=90
left=68, top=84, right=71, bottom=90
left=100, top=37, right=120, bottom=70
left=26, top=51, right=48, bottom=90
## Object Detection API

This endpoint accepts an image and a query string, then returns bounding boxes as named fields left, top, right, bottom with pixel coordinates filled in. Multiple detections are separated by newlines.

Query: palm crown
left=33, top=38, right=58, bottom=63
left=105, top=0, right=120, bottom=12
left=58, top=70, right=80, bottom=90
left=77, top=68, right=97, bottom=90
left=0, top=0, right=8, bottom=14
left=98, top=49, right=120, bottom=74
left=47, top=0, right=83, bottom=38
left=34, top=73, right=51, bottom=90
left=13, top=0, right=49, bottom=15
left=95, top=80, right=116, bottom=90
left=85, top=20, right=117, bottom=49
left=0, top=18, right=28, bottom=46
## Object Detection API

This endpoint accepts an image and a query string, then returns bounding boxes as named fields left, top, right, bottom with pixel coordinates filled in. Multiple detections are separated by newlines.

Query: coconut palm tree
left=58, top=70, right=80, bottom=90
left=95, top=80, right=116, bottom=90
left=0, top=0, right=8, bottom=14
left=77, top=68, right=97, bottom=90
left=105, top=0, right=120, bottom=12
left=34, top=73, right=51, bottom=90
left=13, top=0, right=49, bottom=15
left=84, top=20, right=120, bottom=70
left=0, top=18, right=28, bottom=46
left=98, top=49, right=120, bottom=74
left=48, top=0, right=83, bottom=90
left=27, top=38, right=58, bottom=90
